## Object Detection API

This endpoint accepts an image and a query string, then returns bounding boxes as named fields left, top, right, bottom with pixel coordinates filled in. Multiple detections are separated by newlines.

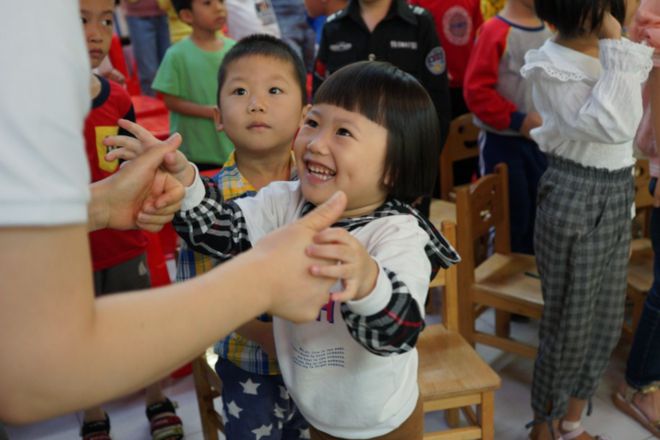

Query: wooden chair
left=454, top=163, right=543, bottom=359
left=419, top=221, right=501, bottom=440
left=439, top=113, right=481, bottom=201
left=192, top=351, right=224, bottom=440
left=624, top=159, right=655, bottom=337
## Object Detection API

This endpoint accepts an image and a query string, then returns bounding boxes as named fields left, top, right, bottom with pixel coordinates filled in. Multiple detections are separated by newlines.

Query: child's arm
left=307, top=217, right=431, bottom=356
left=630, top=0, right=660, bottom=192
left=103, top=118, right=256, bottom=258
left=464, top=19, right=535, bottom=135
left=162, top=93, right=216, bottom=120
left=151, top=48, right=215, bottom=120
left=104, top=119, right=195, bottom=186
left=650, top=68, right=660, bottom=205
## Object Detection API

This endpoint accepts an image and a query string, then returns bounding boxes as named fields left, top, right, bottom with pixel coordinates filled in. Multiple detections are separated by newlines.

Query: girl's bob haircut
left=313, top=61, right=441, bottom=204
left=534, top=0, right=626, bottom=38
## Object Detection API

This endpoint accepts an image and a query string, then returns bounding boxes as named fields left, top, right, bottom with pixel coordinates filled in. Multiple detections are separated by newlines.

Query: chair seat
left=430, top=199, right=457, bottom=225
left=472, top=253, right=544, bottom=318
left=628, top=238, right=653, bottom=294
left=418, top=324, right=500, bottom=402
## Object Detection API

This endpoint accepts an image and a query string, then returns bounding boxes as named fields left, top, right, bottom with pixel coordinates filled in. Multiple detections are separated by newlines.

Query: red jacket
left=410, top=0, right=483, bottom=88
left=84, top=76, right=147, bottom=271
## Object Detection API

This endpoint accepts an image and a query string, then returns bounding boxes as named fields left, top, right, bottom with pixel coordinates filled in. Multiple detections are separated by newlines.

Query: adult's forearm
left=87, top=180, right=110, bottom=231
left=0, top=225, right=272, bottom=423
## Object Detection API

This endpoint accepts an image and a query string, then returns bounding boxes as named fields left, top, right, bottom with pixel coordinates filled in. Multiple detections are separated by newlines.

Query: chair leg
left=478, top=391, right=495, bottom=440
left=495, top=310, right=510, bottom=338
left=192, top=357, right=220, bottom=440
left=445, top=408, right=460, bottom=428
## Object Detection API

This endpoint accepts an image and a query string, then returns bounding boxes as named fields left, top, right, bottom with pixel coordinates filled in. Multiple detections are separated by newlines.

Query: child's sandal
left=612, top=384, right=660, bottom=438
left=559, top=420, right=610, bottom=440
left=79, top=413, right=112, bottom=440
left=146, top=398, right=184, bottom=440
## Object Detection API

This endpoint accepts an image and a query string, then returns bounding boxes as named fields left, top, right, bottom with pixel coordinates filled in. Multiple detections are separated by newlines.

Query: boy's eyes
left=304, top=118, right=318, bottom=128
left=80, top=17, right=113, bottom=27
left=269, top=87, right=283, bottom=95
left=232, top=88, right=247, bottom=96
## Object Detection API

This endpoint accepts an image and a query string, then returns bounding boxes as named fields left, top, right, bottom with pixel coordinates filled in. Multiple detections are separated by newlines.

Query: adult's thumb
left=297, top=191, right=346, bottom=231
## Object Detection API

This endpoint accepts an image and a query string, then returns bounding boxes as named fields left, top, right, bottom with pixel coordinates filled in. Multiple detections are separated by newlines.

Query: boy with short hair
left=152, top=0, right=236, bottom=170
left=463, top=0, right=551, bottom=254
left=175, top=34, right=311, bottom=439
left=79, top=1, right=183, bottom=439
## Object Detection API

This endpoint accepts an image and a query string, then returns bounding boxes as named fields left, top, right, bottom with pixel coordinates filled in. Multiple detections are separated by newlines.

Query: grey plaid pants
left=531, top=156, right=633, bottom=420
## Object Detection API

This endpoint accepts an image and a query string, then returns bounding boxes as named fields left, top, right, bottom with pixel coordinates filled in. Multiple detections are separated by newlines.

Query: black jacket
left=312, top=0, right=451, bottom=146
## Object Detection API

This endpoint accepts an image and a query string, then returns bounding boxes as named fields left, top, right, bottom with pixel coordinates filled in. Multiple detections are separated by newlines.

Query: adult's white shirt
left=0, top=0, right=91, bottom=226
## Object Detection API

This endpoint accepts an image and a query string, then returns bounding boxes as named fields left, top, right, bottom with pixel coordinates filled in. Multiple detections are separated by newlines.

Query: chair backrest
left=440, top=221, right=459, bottom=332
left=439, top=113, right=481, bottom=200
left=455, top=163, right=510, bottom=284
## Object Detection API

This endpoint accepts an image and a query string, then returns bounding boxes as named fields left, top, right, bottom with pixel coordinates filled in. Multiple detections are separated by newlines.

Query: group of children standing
left=79, top=0, right=660, bottom=439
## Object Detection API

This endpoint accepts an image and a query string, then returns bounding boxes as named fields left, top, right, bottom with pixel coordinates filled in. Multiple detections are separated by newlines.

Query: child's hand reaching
left=103, top=119, right=196, bottom=186
left=598, top=12, right=622, bottom=40
left=521, top=111, right=542, bottom=139
left=307, top=228, right=379, bottom=303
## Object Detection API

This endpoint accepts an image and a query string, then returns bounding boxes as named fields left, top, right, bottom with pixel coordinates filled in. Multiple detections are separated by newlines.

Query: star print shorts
left=216, top=357, right=310, bottom=440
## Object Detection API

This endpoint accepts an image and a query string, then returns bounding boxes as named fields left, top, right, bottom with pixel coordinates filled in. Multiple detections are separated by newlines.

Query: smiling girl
left=139, top=60, right=459, bottom=439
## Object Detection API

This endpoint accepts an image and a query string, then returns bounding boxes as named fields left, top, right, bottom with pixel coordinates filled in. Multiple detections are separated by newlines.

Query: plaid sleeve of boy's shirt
left=175, top=153, right=257, bottom=282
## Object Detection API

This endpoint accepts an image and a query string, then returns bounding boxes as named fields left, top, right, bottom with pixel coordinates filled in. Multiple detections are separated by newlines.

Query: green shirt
left=152, top=36, right=236, bottom=165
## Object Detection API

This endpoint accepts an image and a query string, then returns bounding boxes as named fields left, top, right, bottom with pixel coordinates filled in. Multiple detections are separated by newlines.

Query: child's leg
left=481, top=132, right=543, bottom=254
left=144, top=382, right=166, bottom=406
left=569, top=167, right=633, bottom=411
left=531, top=158, right=634, bottom=423
left=215, top=357, right=300, bottom=440
left=621, top=195, right=660, bottom=428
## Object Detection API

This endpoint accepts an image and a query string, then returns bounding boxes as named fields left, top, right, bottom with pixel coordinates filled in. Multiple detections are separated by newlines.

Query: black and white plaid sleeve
left=340, top=268, right=425, bottom=356
left=172, top=176, right=252, bottom=260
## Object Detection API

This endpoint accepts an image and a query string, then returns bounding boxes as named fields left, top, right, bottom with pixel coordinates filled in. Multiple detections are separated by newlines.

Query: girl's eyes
left=232, top=88, right=247, bottom=96
left=336, top=128, right=353, bottom=137
left=269, top=87, right=282, bottom=95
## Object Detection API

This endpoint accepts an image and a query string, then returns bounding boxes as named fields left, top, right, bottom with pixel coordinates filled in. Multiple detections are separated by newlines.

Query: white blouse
left=521, top=38, right=653, bottom=171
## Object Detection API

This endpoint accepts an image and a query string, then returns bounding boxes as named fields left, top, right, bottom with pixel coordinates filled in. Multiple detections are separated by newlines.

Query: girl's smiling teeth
left=306, top=161, right=336, bottom=181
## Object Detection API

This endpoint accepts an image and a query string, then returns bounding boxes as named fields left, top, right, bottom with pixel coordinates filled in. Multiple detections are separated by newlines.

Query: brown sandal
left=612, top=385, right=660, bottom=438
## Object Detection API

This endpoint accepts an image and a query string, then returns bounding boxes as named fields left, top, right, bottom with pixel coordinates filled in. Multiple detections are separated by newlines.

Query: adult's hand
left=89, top=136, right=184, bottom=232
left=257, top=191, right=347, bottom=322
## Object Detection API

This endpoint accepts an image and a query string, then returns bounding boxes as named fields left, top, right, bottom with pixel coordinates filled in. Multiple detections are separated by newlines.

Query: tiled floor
left=5, top=309, right=656, bottom=440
